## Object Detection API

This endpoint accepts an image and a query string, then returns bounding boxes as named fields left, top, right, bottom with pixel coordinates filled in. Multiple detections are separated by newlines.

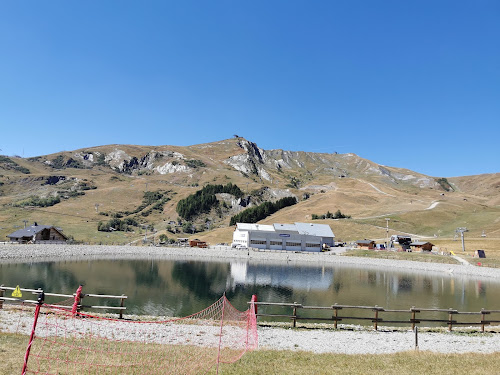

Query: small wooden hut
left=410, top=241, right=434, bottom=251
left=356, top=240, right=376, bottom=249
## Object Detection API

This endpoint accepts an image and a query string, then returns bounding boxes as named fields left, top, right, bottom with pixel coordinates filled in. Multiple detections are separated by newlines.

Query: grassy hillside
left=0, top=138, right=498, bottom=246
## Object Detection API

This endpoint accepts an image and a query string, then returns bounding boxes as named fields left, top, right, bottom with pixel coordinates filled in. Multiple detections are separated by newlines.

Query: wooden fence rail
left=0, top=285, right=127, bottom=319
left=250, top=301, right=500, bottom=332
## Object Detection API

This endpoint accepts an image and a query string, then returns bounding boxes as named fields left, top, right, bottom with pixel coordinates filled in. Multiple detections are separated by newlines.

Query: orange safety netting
left=20, top=294, right=258, bottom=374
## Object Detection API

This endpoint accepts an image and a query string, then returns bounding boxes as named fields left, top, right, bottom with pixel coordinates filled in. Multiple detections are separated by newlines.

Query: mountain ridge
left=0, top=137, right=498, bottom=244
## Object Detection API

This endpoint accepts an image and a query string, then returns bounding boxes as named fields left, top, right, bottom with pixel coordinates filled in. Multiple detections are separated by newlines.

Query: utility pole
left=385, top=218, right=390, bottom=249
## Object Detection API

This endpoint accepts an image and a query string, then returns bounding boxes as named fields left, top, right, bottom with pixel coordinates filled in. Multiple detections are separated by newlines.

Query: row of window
left=250, top=240, right=266, bottom=245
left=251, top=240, right=322, bottom=248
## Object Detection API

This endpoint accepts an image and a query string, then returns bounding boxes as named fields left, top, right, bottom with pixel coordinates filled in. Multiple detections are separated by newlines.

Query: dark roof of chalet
left=356, top=239, right=376, bottom=245
left=410, top=241, right=434, bottom=246
left=7, top=225, right=67, bottom=239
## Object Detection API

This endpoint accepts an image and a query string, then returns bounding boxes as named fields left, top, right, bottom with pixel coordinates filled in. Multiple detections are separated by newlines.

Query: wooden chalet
left=410, top=241, right=434, bottom=251
left=7, top=223, right=68, bottom=244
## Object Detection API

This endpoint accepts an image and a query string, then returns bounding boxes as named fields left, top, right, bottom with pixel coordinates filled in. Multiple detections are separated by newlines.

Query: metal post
left=21, top=291, right=44, bottom=375
left=72, top=285, right=83, bottom=316
left=216, top=294, right=227, bottom=375
left=414, top=326, right=419, bottom=350
left=385, top=218, right=390, bottom=249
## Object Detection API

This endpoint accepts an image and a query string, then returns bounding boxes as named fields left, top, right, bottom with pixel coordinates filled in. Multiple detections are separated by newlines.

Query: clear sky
left=1, top=1, right=498, bottom=177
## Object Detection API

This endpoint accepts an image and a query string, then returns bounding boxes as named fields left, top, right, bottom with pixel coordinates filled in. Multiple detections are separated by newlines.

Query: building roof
left=294, top=222, right=334, bottom=238
left=357, top=239, right=375, bottom=245
left=410, top=241, right=434, bottom=246
left=273, top=223, right=297, bottom=232
left=7, top=224, right=66, bottom=239
left=236, top=222, right=334, bottom=238
left=236, top=223, right=275, bottom=232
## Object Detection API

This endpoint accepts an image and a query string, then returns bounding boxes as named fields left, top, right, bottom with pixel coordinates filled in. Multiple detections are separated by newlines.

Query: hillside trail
left=450, top=252, right=471, bottom=266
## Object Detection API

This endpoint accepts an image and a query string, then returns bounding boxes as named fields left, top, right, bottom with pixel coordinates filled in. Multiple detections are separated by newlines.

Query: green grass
left=221, top=350, right=500, bottom=375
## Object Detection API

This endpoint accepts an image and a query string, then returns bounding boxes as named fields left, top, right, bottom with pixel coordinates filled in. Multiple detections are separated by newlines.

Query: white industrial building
left=232, top=222, right=335, bottom=252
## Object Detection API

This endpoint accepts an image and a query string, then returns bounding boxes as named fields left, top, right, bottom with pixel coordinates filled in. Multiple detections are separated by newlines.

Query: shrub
left=436, top=177, right=454, bottom=192
left=0, top=156, right=30, bottom=174
left=311, top=209, right=351, bottom=220
left=14, top=195, right=61, bottom=208
left=97, top=217, right=139, bottom=232
left=185, top=159, right=206, bottom=168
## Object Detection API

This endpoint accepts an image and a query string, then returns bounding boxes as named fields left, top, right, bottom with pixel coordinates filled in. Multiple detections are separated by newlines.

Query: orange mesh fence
left=18, top=294, right=258, bottom=375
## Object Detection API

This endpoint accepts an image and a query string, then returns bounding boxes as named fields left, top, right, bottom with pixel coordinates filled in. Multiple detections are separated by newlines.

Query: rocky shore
left=1, top=243, right=500, bottom=280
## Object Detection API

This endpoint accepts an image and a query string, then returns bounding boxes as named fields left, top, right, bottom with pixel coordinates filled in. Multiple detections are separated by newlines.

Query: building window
left=306, top=243, right=321, bottom=248
left=270, top=241, right=282, bottom=246
left=250, top=240, right=266, bottom=245
left=286, top=242, right=301, bottom=247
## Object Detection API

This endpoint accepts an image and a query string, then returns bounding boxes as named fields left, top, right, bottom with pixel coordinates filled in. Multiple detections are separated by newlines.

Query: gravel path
left=2, top=243, right=500, bottom=354
left=258, top=325, right=500, bottom=354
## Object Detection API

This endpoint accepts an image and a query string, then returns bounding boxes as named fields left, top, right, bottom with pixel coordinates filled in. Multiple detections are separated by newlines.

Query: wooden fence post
left=374, top=306, right=379, bottom=331
left=480, top=308, right=490, bottom=333
left=0, top=285, right=3, bottom=310
left=119, top=295, right=125, bottom=319
left=448, top=308, right=453, bottom=332
left=411, top=307, right=416, bottom=330
left=292, top=302, right=298, bottom=328
left=332, top=304, right=339, bottom=329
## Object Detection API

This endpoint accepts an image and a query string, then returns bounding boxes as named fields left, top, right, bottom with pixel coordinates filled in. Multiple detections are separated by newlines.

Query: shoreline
left=2, top=244, right=500, bottom=354
left=1, top=243, right=500, bottom=281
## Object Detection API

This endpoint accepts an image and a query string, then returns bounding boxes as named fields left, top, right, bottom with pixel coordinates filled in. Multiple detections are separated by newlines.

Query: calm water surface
left=1, top=258, right=498, bottom=325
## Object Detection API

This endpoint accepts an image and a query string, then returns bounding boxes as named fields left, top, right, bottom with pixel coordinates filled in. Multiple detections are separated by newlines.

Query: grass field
left=2, top=332, right=500, bottom=375
left=343, top=249, right=461, bottom=264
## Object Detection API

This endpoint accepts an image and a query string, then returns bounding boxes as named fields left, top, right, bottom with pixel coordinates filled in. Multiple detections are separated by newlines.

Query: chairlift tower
left=455, top=227, right=468, bottom=252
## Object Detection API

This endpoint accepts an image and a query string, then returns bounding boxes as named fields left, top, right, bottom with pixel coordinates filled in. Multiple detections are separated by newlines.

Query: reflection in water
left=1, top=258, right=499, bottom=324
left=229, top=261, right=333, bottom=291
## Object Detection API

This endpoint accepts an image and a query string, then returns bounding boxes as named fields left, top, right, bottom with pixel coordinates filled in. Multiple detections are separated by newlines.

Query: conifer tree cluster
left=229, top=196, right=297, bottom=225
left=176, top=183, right=243, bottom=220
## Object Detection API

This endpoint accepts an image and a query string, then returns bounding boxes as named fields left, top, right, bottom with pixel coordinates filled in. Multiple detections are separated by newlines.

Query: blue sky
left=1, top=1, right=498, bottom=177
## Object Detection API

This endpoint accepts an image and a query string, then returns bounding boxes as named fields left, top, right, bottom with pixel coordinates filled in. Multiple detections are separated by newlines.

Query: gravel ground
left=1, top=307, right=499, bottom=355
left=258, top=325, right=500, bottom=354
left=2, top=243, right=500, bottom=354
